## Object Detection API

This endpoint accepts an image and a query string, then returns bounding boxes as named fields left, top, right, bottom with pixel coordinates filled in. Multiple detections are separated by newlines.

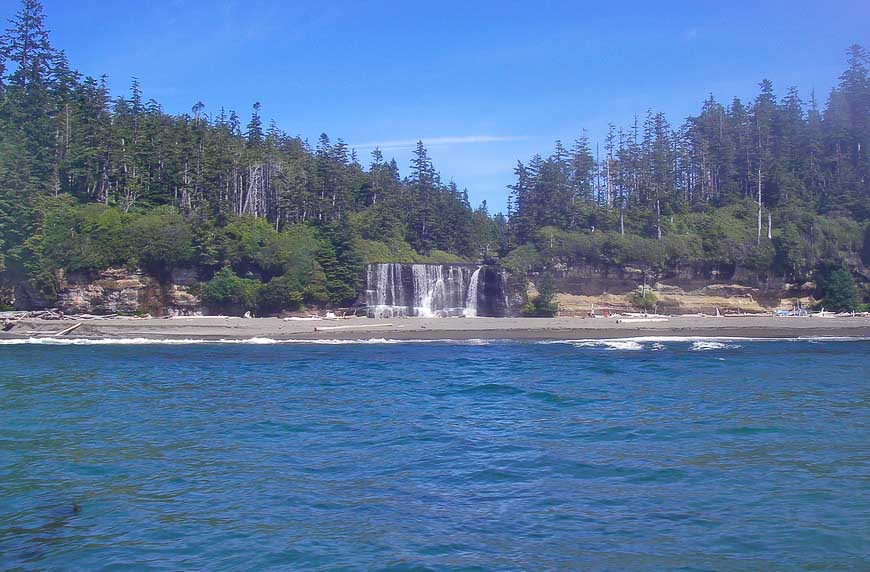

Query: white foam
left=0, top=337, right=214, bottom=345
left=690, top=341, right=741, bottom=351
left=570, top=340, right=644, bottom=351
left=541, top=335, right=870, bottom=344
left=540, top=336, right=870, bottom=352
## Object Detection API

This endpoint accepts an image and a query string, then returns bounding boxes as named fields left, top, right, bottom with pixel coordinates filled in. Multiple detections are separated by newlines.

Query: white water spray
left=366, top=263, right=486, bottom=318
left=463, top=267, right=482, bottom=317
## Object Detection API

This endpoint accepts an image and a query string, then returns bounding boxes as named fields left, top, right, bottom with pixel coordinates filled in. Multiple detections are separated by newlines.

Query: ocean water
left=1, top=338, right=868, bottom=571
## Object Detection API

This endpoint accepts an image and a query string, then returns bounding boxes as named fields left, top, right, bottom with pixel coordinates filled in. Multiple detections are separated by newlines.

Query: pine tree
left=246, top=101, right=263, bottom=147
left=408, top=140, right=437, bottom=252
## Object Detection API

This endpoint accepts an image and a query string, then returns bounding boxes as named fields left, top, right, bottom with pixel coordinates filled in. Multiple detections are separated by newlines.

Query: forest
left=0, top=0, right=868, bottom=313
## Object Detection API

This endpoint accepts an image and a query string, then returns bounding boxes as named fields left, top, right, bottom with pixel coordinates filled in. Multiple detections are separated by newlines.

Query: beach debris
left=53, top=322, right=82, bottom=336
left=0, top=309, right=123, bottom=321
left=616, top=318, right=669, bottom=324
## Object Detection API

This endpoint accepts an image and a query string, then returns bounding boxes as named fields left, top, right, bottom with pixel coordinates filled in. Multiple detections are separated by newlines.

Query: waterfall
left=366, top=263, right=493, bottom=318
left=463, top=267, right=482, bottom=317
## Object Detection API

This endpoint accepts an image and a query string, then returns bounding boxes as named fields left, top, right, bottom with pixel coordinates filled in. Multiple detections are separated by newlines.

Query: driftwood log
left=53, top=323, right=82, bottom=336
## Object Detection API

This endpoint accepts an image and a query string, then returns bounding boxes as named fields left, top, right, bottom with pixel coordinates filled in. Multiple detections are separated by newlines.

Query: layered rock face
left=52, top=267, right=201, bottom=316
left=546, top=263, right=817, bottom=315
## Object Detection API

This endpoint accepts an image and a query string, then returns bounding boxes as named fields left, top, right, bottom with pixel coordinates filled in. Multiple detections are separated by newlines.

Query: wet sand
left=3, top=315, right=870, bottom=341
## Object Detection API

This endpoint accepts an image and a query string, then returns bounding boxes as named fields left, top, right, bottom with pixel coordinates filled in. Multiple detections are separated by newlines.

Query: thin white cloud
left=351, top=135, right=528, bottom=151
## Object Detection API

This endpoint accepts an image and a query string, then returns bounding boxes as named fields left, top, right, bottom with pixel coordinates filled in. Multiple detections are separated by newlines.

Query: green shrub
left=662, top=234, right=703, bottom=266
left=253, top=224, right=322, bottom=280
left=629, top=287, right=658, bottom=312
left=773, top=223, right=811, bottom=276
left=128, top=209, right=195, bottom=273
left=201, top=267, right=261, bottom=314
left=39, top=201, right=195, bottom=275
left=523, top=272, right=558, bottom=317
left=220, top=216, right=278, bottom=275
left=302, top=267, right=331, bottom=305
left=817, top=268, right=858, bottom=312
left=257, top=274, right=305, bottom=314
left=503, top=245, right=542, bottom=273
left=355, top=239, right=393, bottom=264
left=744, top=241, right=776, bottom=271
left=420, top=249, right=467, bottom=264
left=348, top=203, right=406, bottom=243
left=41, top=201, right=131, bottom=272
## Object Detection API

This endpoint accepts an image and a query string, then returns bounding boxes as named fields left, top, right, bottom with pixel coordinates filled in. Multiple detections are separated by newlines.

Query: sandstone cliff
left=49, top=267, right=201, bottom=316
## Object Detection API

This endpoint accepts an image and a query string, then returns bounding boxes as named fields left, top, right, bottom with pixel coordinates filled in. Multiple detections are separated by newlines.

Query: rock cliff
left=51, top=267, right=201, bottom=316
left=541, top=263, right=816, bottom=315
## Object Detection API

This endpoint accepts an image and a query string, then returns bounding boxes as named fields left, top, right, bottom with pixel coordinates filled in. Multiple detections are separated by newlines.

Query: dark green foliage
left=816, top=266, right=858, bottom=311
left=863, top=224, right=870, bottom=266
left=502, top=245, right=543, bottom=273
left=40, top=200, right=131, bottom=272
left=37, top=201, right=194, bottom=274
left=629, top=288, right=658, bottom=312
left=773, top=223, right=809, bottom=276
left=257, top=274, right=304, bottom=314
left=524, top=272, right=558, bottom=317
left=201, top=267, right=261, bottom=313
left=316, top=224, right=364, bottom=306
left=128, top=209, right=195, bottom=274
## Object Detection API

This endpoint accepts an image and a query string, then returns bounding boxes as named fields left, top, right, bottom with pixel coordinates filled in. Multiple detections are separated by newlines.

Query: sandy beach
left=3, top=314, right=870, bottom=341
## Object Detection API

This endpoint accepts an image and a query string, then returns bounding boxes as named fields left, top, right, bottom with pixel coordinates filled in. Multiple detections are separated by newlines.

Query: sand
left=3, top=315, right=870, bottom=341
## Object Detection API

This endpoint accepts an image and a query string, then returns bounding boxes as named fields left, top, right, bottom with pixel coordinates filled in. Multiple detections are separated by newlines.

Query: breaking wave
left=540, top=336, right=869, bottom=352
left=569, top=340, right=645, bottom=351
left=690, top=341, right=741, bottom=351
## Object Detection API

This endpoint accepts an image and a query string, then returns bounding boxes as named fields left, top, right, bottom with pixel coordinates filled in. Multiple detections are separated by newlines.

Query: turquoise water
left=1, top=338, right=868, bottom=570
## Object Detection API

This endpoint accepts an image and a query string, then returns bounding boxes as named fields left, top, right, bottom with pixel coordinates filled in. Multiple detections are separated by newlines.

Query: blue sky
left=8, top=0, right=870, bottom=213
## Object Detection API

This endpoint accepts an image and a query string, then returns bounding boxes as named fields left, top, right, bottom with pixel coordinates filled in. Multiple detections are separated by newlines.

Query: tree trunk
left=756, top=167, right=762, bottom=245
left=656, top=199, right=662, bottom=240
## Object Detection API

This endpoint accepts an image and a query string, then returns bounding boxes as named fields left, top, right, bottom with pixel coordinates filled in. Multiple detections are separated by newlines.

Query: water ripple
left=1, top=340, right=868, bottom=569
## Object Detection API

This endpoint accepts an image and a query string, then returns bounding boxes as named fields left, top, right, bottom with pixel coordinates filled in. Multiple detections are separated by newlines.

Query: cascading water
left=463, top=267, right=482, bottom=317
left=366, top=263, right=485, bottom=318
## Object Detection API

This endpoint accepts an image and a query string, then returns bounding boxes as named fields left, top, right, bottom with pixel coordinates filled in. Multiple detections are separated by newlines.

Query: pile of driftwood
left=2, top=320, right=82, bottom=336
left=0, top=309, right=120, bottom=320
left=1, top=308, right=123, bottom=336
left=0, top=309, right=66, bottom=320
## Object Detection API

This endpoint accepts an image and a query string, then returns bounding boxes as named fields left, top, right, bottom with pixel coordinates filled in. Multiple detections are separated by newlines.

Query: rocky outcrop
left=541, top=262, right=820, bottom=315
left=53, top=267, right=201, bottom=316
left=551, top=279, right=822, bottom=316
left=12, top=281, right=53, bottom=311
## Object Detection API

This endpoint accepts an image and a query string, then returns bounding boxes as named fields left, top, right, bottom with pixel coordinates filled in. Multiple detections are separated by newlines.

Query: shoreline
left=3, top=315, right=870, bottom=342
